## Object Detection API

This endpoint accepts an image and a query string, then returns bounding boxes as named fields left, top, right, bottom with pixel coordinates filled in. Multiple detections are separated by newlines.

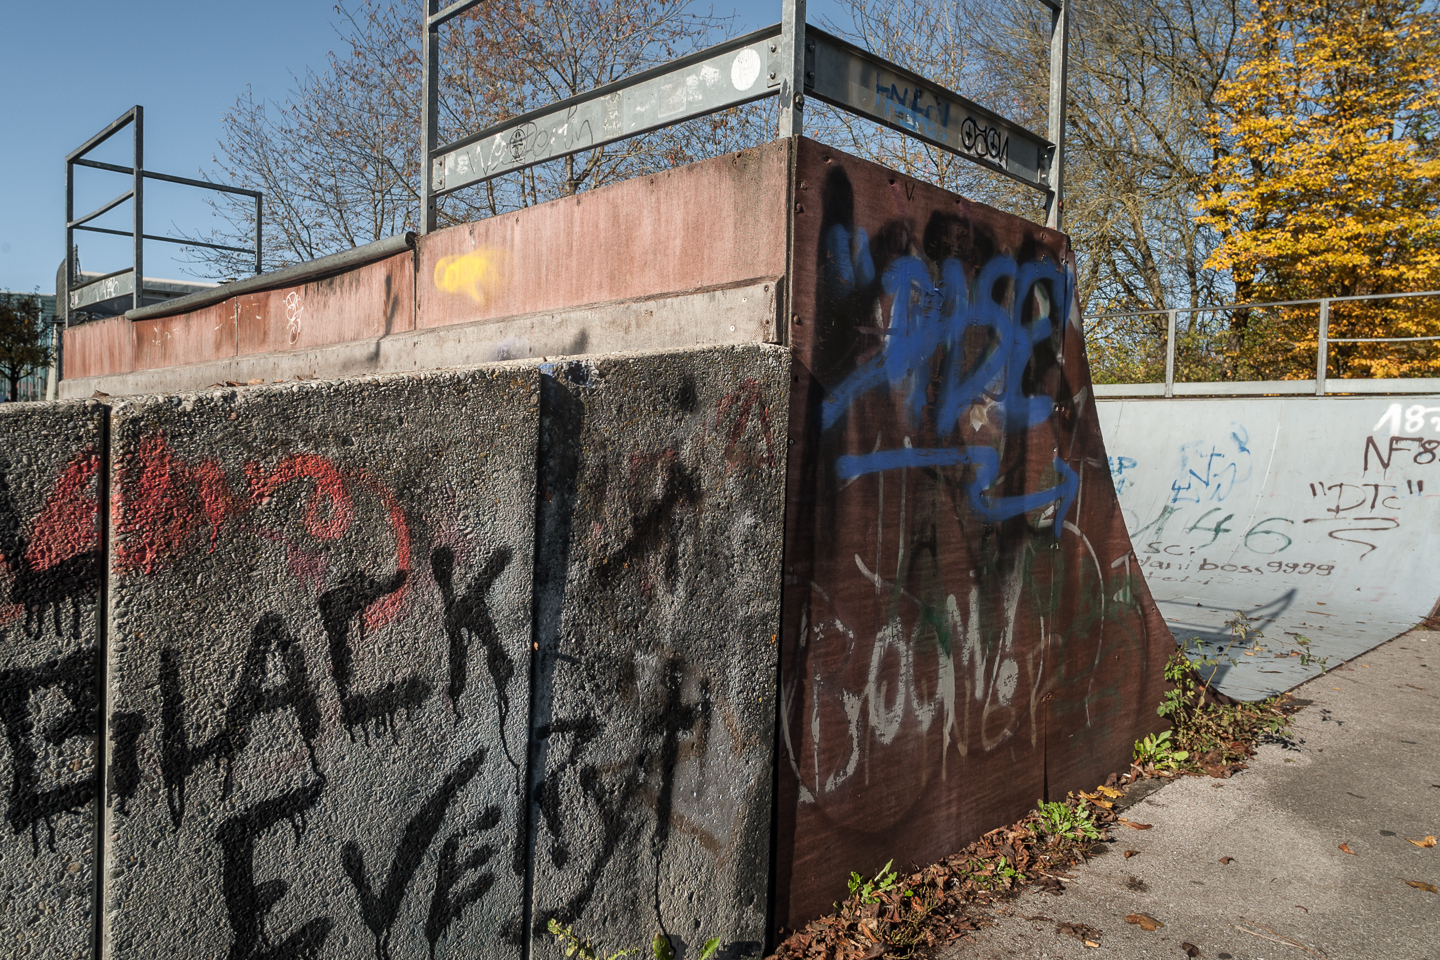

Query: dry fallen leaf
left=1402, top=879, right=1438, bottom=893
left=1123, top=850, right=1140, bottom=859
left=1405, top=836, right=1437, bottom=848
left=1339, top=843, right=1356, bottom=855
left=1119, top=819, right=1153, bottom=830
left=1083, top=940, right=1100, bottom=948
left=1181, top=942, right=1202, bottom=957
left=1098, top=785, right=1124, bottom=799
left=1219, top=856, right=1234, bottom=864
left=1125, top=913, right=1164, bottom=931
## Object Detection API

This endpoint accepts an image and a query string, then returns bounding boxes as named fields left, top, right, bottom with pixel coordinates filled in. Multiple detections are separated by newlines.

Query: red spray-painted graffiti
left=112, top=433, right=411, bottom=627
left=1, top=448, right=102, bottom=640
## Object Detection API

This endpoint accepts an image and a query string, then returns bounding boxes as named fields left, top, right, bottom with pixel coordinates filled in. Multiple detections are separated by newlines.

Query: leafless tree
left=189, top=0, right=769, bottom=276
left=814, top=0, right=1245, bottom=322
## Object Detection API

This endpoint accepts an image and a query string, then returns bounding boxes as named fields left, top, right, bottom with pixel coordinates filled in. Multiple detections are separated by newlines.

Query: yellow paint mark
left=433, top=248, right=506, bottom=303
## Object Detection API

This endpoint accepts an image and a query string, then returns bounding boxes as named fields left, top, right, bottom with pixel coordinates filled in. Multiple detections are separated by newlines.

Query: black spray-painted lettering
left=318, top=570, right=431, bottom=738
left=535, top=656, right=711, bottom=934
left=217, top=781, right=333, bottom=960
left=430, top=545, right=514, bottom=731
left=341, top=746, right=487, bottom=960
left=0, top=647, right=97, bottom=853
left=0, top=453, right=101, bottom=642
left=107, top=710, right=147, bottom=816
left=161, top=613, right=324, bottom=828
left=425, top=805, right=503, bottom=960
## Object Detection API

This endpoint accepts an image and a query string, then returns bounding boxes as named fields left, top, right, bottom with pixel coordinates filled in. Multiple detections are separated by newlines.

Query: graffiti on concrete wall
left=1114, top=403, right=1439, bottom=584
left=99, top=378, right=535, bottom=960
left=1, top=448, right=102, bottom=644
left=0, top=408, right=107, bottom=960
left=1, top=446, right=104, bottom=851
left=527, top=355, right=785, bottom=958
left=2, top=356, right=785, bottom=960
left=1098, top=395, right=1440, bottom=700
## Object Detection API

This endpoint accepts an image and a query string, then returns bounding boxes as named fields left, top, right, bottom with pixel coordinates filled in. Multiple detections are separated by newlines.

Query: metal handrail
left=416, top=0, right=1072, bottom=232
left=64, top=106, right=263, bottom=321
left=1088, top=291, right=1440, bottom=397
left=1091, top=289, right=1440, bottom=318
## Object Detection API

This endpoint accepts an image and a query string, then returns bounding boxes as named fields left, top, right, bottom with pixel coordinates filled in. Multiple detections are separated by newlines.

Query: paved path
left=941, top=630, right=1440, bottom=960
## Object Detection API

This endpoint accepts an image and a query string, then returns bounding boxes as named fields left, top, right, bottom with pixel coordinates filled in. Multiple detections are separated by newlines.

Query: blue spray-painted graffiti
left=1108, top=456, right=1138, bottom=495
left=1169, top=425, right=1252, bottom=504
left=819, top=223, right=1078, bottom=536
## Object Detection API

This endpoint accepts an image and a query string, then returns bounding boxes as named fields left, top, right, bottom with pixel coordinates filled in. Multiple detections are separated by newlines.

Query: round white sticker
left=731, top=48, right=761, bottom=92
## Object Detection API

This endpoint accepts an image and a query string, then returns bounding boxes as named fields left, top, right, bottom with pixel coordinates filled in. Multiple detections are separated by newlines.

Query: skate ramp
left=1097, top=395, right=1440, bottom=699
left=773, top=143, right=1174, bottom=929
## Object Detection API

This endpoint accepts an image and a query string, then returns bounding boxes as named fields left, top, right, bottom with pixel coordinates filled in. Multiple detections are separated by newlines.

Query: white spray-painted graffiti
left=784, top=170, right=1155, bottom=814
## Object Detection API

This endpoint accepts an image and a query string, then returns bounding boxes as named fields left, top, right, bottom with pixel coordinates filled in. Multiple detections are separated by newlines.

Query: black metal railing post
left=420, top=0, right=484, bottom=235
left=64, top=105, right=265, bottom=323
left=132, top=105, right=144, bottom=311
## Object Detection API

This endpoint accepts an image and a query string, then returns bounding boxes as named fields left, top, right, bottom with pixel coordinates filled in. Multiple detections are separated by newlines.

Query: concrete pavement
left=941, top=630, right=1440, bottom=960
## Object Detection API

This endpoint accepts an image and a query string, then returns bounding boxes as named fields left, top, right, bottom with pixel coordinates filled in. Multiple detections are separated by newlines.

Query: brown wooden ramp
left=772, top=141, right=1171, bottom=932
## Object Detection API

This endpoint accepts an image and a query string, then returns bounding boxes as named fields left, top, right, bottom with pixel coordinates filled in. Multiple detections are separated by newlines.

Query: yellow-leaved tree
left=1196, top=0, right=1440, bottom=379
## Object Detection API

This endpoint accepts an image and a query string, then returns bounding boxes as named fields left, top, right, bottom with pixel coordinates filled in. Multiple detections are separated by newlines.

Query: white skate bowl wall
left=1097, top=395, right=1440, bottom=699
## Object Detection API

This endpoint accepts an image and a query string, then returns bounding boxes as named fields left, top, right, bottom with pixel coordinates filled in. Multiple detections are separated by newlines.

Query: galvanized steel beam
left=803, top=27, right=1054, bottom=190
left=1045, top=0, right=1071, bottom=228
left=430, top=26, right=783, bottom=198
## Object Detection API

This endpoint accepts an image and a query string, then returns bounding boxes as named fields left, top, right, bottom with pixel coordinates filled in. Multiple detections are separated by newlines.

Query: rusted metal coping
left=124, top=232, right=416, bottom=322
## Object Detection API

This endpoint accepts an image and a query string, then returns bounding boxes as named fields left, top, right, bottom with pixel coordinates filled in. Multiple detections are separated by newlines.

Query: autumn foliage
left=1197, top=0, right=1440, bottom=379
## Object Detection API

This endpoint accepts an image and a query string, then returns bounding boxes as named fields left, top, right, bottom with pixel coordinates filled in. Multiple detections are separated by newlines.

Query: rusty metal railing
left=418, top=0, right=1073, bottom=233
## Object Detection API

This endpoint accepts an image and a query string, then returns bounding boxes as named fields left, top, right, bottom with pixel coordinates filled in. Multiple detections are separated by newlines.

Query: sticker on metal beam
left=69, top=270, right=135, bottom=310
left=805, top=28, right=1053, bottom=190
left=431, top=32, right=780, bottom=195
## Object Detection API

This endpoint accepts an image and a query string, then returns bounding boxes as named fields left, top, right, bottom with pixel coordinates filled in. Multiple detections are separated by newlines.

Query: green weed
left=1146, top=612, right=1309, bottom=774
left=1034, top=799, right=1102, bottom=845
left=547, top=920, right=635, bottom=960
left=652, top=934, right=719, bottom=960
left=548, top=921, right=719, bottom=960
left=847, top=859, right=910, bottom=904
left=1133, top=729, right=1189, bottom=772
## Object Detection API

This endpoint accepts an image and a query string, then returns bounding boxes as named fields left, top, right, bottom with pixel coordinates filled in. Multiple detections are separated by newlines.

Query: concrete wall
left=1098, top=395, right=1440, bottom=699
left=102, top=367, right=539, bottom=960
left=37, top=136, right=1186, bottom=953
left=773, top=140, right=1173, bottom=930
left=0, top=400, right=107, bottom=960
left=529, top=347, right=788, bottom=959
left=3, top=344, right=789, bottom=960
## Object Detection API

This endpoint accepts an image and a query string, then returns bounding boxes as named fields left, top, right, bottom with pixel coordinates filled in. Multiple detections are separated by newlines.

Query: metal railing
left=417, top=0, right=1072, bottom=232
left=1087, top=290, right=1440, bottom=397
left=64, top=106, right=262, bottom=322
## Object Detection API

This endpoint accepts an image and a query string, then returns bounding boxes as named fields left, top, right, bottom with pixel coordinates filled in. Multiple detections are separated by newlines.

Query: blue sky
left=0, top=0, right=844, bottom=294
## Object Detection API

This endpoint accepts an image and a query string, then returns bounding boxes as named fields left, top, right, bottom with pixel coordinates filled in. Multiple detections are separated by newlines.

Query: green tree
left=1197, top=0, right=1440, bottom=378
left=0, top=292, right=53, bottom=402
